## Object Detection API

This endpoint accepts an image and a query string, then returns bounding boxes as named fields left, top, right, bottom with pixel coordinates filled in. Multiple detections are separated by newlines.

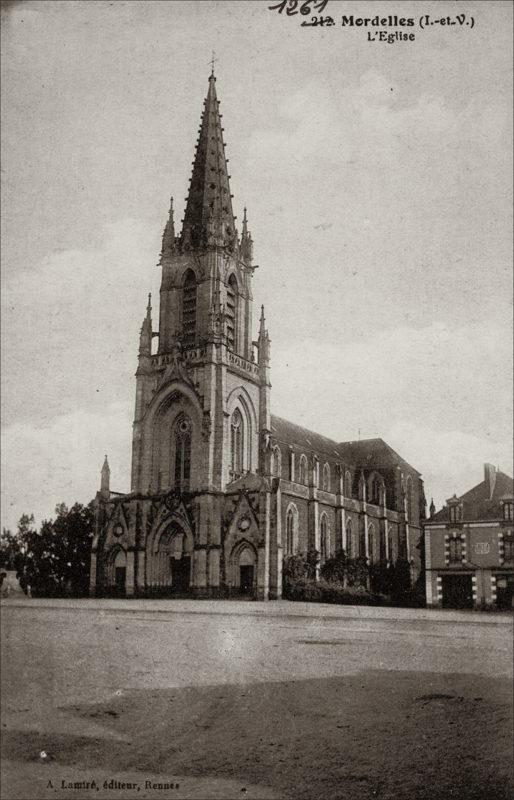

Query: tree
left=388, top=557, right=412, bottom=601
left=21, top=503, right=94, bottom=597
left=282, top=554, right=309, bottom=598
left=320, top=550, right=348, bottom=583
left=369, top=560, right=392, bottom=595
left=0, top=527, right=21, bottom=570
left=305, top=548, right=319, bottom=580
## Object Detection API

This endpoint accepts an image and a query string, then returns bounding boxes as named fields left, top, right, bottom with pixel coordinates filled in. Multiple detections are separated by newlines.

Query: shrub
left=285, top=576, right=378, bottom=606
left=388, top=557, right=413, bottom=602
left=320, top=550, right=348, bottom=583
left=344, top=557, right=369, bottom=589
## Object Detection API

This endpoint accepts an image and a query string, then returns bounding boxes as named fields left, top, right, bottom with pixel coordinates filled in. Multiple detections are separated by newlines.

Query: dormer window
left=448, top=496, right=463, bottom=523
left=503, top=501, right=513, bottom=521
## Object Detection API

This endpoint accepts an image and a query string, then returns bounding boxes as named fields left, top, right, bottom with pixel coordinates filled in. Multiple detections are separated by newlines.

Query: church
left=90, top=71, right=426, bottom=600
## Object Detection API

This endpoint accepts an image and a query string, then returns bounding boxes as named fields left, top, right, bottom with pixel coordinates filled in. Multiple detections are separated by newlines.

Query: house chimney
left=484, top=463, right=496, bottom=499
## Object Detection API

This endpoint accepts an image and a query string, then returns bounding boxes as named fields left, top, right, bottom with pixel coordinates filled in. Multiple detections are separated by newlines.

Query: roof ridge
left=270, top=414, right=342, bottom=450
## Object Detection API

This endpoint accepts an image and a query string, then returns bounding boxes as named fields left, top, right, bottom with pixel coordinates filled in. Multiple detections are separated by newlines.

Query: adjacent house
left=424, top=464, right=514, bottom=609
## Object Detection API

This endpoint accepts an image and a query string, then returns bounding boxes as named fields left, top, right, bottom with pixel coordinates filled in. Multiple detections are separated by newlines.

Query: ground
left=1, top=599, right=512, bottom=800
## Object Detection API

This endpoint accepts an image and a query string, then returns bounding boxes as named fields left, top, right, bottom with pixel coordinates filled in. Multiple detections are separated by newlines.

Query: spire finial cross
left=209, top=50, right=218, bottom=76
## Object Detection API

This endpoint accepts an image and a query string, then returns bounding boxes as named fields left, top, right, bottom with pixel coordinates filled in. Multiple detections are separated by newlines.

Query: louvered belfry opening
left=182, top=269, right=197, bottom=347
left=226, top=274, right=237, bottom=351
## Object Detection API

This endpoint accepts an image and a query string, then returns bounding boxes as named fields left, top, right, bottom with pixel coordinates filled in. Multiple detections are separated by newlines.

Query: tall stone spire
left=180, top=72, right=236, bottom=251
left=159, top=197, right=176, bottom=262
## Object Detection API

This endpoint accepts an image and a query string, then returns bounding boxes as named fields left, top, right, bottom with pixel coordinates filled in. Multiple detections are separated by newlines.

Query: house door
left=240, top=565, right=254, bottom=595
left=442, top=574, right=473, bottom=609
left=115, top=566, right=126, bottom=597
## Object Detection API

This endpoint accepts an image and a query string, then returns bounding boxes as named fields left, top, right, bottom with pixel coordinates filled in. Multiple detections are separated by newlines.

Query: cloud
left=386, top=421, right=513, bottom=511
left=271, top=317, right=512, bottom=506
left=1, top=218, right=160, bottom=427
left=1, top=402, right=133, bottom=532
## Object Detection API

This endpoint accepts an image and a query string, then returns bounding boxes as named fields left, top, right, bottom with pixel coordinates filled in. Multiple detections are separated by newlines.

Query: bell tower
left=130, top=71, right=263, bottom=499
left=156, top=72, right=255, bottom=360
left=92, top=68, right=275, bottom=601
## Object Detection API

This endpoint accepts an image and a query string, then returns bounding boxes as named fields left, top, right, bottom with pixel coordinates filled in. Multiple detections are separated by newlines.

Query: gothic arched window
left=226, top=274, right=238, bottom=351
left=345, top=470, right=352, bottom=498
left=322, top=463, right=331, bottom=492
left=320, top=514, right=329, bottom=563
left=345, top=518, right=353, bottom=558
left=368, top=523, right=375, bottom=563
left=299, top=455, right=307, bottom=486
left=231, top=408, right=244, bottom=477
left=182, top=269, right=197, bottom=346
left=370, top=476, right=382, bottom=506
left=285, top=505, right=298, bottom=556
left=174, top=414, right=192, bottom=491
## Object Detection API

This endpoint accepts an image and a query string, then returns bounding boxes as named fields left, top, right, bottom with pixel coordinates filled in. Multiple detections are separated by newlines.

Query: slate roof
left=430, top=470, right=513, bottom=522
left=270, top=415, right=343, bottom=460
left=270, top=415, right=420, bottom=474
left=337, top=439, right=421, bottom=475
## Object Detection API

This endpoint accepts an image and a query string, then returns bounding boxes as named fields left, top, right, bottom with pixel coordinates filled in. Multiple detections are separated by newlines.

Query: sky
left=1, top=0, right=512, bottom=531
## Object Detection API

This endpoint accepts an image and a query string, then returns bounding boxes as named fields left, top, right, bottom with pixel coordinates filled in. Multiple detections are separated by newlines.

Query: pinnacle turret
left=159, top=197, right=176, bottom=262
left=258, top=305, right=270, bottom=368
left=240, top=207, right=253, bottom=264
left=180, top=73, right=236, bottom=251
left=139, top=293, right=152, bottom=356
left=258, top=304, right=266, bottom=338
left=100, top=455, right=110, bottom=497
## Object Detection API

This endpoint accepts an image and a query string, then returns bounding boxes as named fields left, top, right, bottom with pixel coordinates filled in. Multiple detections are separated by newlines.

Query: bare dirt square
left=1, top=600, right=512, bottom=800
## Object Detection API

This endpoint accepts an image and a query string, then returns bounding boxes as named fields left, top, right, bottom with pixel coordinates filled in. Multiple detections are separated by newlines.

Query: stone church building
left=90, top=72, right=426, bottom=600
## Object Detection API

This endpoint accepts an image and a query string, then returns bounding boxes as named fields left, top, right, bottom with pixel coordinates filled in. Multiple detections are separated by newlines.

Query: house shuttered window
left=449, top=537, right=463, bottom=563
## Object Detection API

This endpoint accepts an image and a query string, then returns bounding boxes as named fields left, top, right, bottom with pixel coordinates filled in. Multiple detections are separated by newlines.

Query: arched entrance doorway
left=233, top=543, right=256, bottom=596
left=106, top=547, right=126, bottom=597
left=151, top=522, right=193, bottom=596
